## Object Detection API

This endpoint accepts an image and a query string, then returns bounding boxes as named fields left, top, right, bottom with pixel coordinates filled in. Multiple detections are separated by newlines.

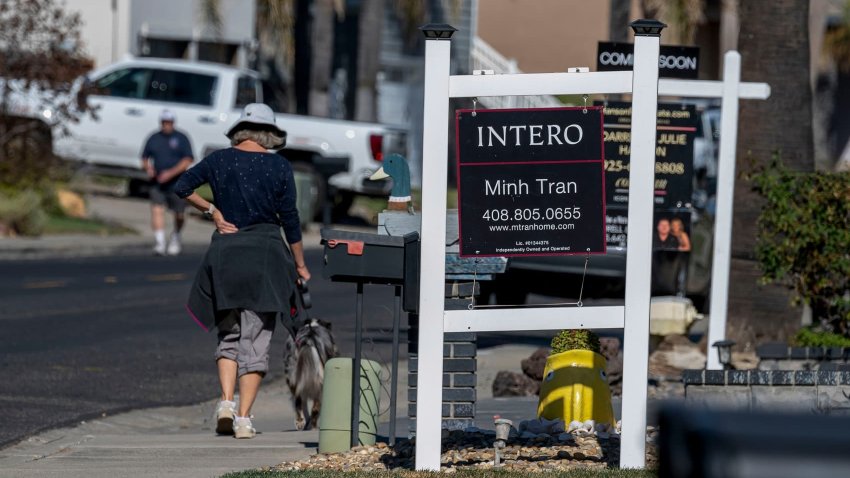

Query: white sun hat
left=225, top=103, right=286, bottom=139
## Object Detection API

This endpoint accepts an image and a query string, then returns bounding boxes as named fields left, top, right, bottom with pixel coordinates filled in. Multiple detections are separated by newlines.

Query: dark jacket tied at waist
left=187, top=223, right=299, bottom=331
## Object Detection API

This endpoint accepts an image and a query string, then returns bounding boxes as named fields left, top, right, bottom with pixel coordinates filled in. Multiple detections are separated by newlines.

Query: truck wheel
left=291, top=161, right=326, bottom=222
left=332, top=191, right=355, bottom=219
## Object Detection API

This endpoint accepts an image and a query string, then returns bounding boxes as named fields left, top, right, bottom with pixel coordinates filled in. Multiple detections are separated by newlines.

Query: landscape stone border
left=683, top=369, right=850, bottom=386
left=756, top=342, right=850, bottom=361
left=683, top=369, right=850, bottom=414
left=755, top=343, right=850, bottom=371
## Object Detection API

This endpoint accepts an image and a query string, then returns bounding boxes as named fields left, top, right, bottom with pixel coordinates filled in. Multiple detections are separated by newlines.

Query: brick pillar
left=407, top=332, right=477, bottom=433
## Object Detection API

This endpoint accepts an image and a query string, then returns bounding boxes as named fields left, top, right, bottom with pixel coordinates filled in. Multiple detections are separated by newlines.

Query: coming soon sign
left=456, top=107, right=606, bottom=257
left=597, top=42, right=700, bottom=79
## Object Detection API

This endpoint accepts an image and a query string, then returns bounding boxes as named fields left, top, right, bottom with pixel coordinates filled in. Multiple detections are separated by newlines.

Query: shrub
left=0, top=189, right=48, bottom=236
left=550, top=330, right=601, bottom=355
left=752, top=161, right=850, bottom=336
left=793, top=327, right=850, bottom=348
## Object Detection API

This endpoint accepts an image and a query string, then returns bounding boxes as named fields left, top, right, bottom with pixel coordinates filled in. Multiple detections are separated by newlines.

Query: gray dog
left=283, top=318, right=338, bottom=430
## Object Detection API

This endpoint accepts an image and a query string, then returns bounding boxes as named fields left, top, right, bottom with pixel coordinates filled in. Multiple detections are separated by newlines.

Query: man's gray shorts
left=215, top=309, right=277, bottom=377
left=149, top=182, right=186, bottom=214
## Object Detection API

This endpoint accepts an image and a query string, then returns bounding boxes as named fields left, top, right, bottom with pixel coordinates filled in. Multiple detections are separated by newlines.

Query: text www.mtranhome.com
left=488, top=222, right=576, bottom=232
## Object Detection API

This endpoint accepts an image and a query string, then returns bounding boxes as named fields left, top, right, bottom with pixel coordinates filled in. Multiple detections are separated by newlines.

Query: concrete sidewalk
left=0, top=379, right=319, bottom=478
left=0, top=345, right=550, bottom=478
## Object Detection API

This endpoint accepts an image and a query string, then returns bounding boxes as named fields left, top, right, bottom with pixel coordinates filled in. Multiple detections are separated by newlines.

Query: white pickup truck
left=18, top=57, right=405, bottom=217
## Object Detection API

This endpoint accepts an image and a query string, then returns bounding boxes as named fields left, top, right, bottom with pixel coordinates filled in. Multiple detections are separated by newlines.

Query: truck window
left=235, top=76, right=258, bottom=108
left=147, top=69, right=217, bottom=106
left=94, top=68, right=153, bottom=99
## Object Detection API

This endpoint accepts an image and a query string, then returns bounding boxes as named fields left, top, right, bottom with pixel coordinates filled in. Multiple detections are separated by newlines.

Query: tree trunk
left=609, top=0, right=632, bottom=42
left=309, top=0, right=335, bottom=117
left=254, top=0, right=295, bottom=113
left=354, top=0, right=383, bottom=122
left=727, top=0, right=814, bottom=348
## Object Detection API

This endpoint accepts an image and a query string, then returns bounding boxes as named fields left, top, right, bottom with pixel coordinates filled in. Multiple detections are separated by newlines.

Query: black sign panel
left=600, top=101, right=696, bottom=210
left=599, top=101, right=698, bottom=249
left=597, top=42, right=700, bottom=79
left=456, top=107, right=606, bottom=257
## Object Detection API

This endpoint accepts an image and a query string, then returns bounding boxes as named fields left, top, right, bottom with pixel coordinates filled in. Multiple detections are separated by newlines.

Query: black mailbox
left=321, top=228, right=420, bottom=286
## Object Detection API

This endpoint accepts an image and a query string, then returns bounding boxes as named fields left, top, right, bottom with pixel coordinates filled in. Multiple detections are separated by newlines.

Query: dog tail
left=295, top=345, right=324, bottom=399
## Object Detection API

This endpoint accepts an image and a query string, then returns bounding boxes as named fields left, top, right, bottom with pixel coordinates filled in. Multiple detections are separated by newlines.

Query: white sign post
left=655, top=52, right=770, bottom=369
left=415, top=20, right=665, bottom=470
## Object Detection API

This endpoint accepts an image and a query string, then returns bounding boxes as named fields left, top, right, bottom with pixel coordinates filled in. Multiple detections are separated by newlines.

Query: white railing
left=470, top=36, right=563, bottom=109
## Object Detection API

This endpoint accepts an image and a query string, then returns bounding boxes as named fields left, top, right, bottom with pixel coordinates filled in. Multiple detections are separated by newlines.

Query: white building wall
left=64, top=0, right=131, bottom=68
left=64, top=0, right=255, bottom=69
left=130, top=0, right=255, bottom=60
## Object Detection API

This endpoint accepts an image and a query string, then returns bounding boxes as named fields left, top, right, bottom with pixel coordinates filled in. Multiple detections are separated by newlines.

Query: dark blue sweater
left=174, top=148, right=302, bottom=244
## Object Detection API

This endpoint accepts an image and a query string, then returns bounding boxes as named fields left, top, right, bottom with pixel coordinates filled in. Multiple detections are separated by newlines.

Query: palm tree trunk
left=727, top=0, right=814, bottom=348
left=354, top=0, right=383, bottom=122
left=608, top=0, right=632, bottom=43
left=309, top=0, right=335, bottom=117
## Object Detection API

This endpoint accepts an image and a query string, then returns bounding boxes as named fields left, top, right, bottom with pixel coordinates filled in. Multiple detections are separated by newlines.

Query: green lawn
left=43, top=214, right=136, bottom=236
left=222, top=470, right=657, bottom=478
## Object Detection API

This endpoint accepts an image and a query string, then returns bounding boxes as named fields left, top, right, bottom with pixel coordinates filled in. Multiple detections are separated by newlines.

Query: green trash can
left=292, top=169, right=315, bottom=228
left=318, top=358, right=382, bottom=453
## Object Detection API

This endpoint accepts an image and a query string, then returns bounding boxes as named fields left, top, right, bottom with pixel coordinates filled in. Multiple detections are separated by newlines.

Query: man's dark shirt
left=174, top=148, right=302, bottom=245
left=654, top=233, right=680, bottom=251
left=142, top=130, right=194, bottom=176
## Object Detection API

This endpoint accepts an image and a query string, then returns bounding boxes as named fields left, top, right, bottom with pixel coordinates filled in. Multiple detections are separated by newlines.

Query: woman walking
left=175, top=103, right=309, bottom=438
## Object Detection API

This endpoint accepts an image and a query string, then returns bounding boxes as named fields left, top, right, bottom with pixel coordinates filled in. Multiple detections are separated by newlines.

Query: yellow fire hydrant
left=536, top=349, right=615, bottom=426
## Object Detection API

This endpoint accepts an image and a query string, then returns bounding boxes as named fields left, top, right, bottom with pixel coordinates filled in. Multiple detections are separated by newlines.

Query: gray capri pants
left=215, top=309, right=277, bottom=377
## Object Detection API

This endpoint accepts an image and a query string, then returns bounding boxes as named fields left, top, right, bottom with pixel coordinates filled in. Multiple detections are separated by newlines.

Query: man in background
left=141, top=110, right=194, bottom=255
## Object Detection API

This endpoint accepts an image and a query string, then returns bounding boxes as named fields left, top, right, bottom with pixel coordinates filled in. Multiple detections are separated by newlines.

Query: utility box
left=318, top=358, right=382, bottom=453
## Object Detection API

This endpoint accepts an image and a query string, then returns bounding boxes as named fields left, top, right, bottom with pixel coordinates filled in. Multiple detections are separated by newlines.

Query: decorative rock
left=519, top=417, right=565, bottom=435
left=551, top=420, right=565, bottom=434
left=56, top=189, right=87, bottom=218
left=521, top=347, right=550, bottom=381
left=492, top=371, right=539, bottom=397
left=600, top=337, right=624, bottom=394
left=568, top=420, right=583, bottom=432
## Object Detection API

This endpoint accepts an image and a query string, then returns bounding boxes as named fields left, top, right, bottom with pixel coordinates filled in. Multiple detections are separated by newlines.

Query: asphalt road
left=0, top=249, right=403, bottom=449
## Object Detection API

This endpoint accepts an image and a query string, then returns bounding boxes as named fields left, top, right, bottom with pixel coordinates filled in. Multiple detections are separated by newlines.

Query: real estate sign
left=456, top=107, right=606, bottom=257
left=599, top=101, right=698, bottom=249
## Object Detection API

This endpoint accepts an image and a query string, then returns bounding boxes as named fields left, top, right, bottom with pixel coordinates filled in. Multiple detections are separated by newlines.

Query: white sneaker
left=166, top=235, right=182, bottom=256
left=214, top=400, right=237, bottom=435
left=233, top=416, right=256, bottom=439
left=153, top=242, right=166, bottom=256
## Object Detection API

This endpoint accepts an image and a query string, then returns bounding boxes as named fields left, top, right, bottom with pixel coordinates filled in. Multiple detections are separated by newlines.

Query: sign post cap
left=630, top=19, right=667, bottom=37
left=420, top=23, right=457, bottom=40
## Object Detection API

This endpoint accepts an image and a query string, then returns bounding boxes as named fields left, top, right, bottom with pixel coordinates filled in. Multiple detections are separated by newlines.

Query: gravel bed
left=270, top=423, right=658, bottom=473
